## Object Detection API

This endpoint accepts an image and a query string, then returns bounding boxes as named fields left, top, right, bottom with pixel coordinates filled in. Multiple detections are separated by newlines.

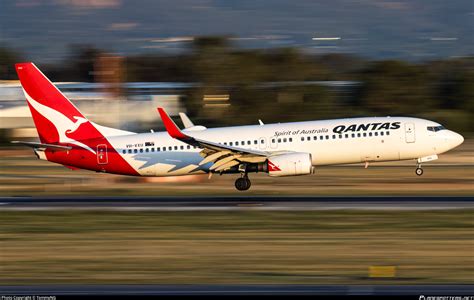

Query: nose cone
left=449, top=131, right=464, bottom=149
left=455, top=132, right=464, bottom=147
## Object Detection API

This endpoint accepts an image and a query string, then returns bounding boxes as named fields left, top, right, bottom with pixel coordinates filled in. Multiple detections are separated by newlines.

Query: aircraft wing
left=11, top=141, right=72, bottom=151
left=157, top=108, right=270, bottom=170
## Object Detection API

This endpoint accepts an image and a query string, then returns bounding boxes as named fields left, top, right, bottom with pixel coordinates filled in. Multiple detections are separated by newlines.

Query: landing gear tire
left=235, top=177, right=251, bottom=191
left=415, top=167, right=423, bottom=176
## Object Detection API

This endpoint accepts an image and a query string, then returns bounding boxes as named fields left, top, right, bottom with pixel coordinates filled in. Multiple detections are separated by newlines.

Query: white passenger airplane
left=13, top=62, right=464, bottom=190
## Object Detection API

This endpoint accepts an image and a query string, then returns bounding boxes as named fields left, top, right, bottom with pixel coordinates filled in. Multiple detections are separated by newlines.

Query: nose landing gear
left=415, top=163, right=423, bottom=176
left=235, top=174, right=251, bottom=191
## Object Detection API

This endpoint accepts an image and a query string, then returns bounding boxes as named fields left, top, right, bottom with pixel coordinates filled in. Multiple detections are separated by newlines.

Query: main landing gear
left=235, top=174, right=251, bottom=191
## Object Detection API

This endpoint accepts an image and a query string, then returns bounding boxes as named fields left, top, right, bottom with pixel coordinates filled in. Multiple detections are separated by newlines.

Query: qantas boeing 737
left=12, top=62, right=464, bottom=190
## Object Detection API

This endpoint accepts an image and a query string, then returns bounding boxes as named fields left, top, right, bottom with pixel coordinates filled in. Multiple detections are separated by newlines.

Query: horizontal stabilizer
left=11, top=141, right=72, bottom=151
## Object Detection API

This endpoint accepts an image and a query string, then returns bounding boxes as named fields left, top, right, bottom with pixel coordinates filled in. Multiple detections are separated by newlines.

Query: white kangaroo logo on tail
left=24, top=91, right=96, bottom=154
left=66, top=116, right=89, bottom=134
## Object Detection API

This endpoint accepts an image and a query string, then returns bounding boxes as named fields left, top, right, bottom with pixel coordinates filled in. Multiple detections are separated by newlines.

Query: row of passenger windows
left=224, top=139, right=265, bottom=146
left=300, top=130, right=391, bottom=141
left=121, top=131, right=391, bottom=154
left=123, top=144, right=197, bottom=154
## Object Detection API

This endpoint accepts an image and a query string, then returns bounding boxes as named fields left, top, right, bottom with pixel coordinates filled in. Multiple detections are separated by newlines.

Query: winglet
left=179, top=112, right=195, bottom=128
left=157, top=107, right=187, bottom=139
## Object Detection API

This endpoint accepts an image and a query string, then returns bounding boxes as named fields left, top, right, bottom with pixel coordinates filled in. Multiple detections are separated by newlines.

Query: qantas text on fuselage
left=13, top=63, right=464, bottom=190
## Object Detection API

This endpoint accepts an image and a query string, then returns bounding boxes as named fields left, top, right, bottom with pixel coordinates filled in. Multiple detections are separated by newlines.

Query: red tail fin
left=15, top=62, right=103, bottom=145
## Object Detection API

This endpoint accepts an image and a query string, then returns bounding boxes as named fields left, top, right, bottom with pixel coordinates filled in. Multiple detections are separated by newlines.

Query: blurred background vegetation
left=1, top=36, right=473, bottom=134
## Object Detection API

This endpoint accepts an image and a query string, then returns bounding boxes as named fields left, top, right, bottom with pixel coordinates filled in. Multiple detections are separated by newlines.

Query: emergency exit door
left=97, top=144, right=108, bottom=164
left=405, top=123, right=416, bottom=143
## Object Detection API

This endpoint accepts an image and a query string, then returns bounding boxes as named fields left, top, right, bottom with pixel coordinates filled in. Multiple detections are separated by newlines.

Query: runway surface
left=0, top=196, right=472, bottom=211
left=1, top=284, right=473, bottom=295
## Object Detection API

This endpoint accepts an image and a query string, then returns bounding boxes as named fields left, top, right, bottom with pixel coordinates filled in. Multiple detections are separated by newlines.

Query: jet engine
left=266, top=152, right=312, bottom=177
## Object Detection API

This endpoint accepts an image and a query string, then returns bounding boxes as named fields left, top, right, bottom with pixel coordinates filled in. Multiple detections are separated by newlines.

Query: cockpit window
left=427, top=125, right=446, bottom=132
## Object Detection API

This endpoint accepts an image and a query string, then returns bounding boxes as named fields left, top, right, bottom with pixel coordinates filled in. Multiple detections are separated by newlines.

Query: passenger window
left=236, top=141, right=239, bottom=146
left=247, top=141, right=251, bottom=145
left=301, top=137, right=305, bottom=141
left=332, top=135, right=336, bottom=139
left=140, top=149, right=143, bottom=153
left=307, top=136, right=311, bottom=141
left=351, top=133, right=355, bottom=138
left=339, top=135, right=342, bottom=139
left=277, top=138, right=281, bottom=143
left=145, top=148, right=149, bottom=152
left=169, top=146, right=172, bottom=151
left=380, top=132, right=384, bottom=136
left=363, top=132, right=367, bottom=137
left=369, top=132, right=373, bottom=137
left=283, top=138, right=287, bottom=142
left=289, top=138, right=292, bottom=142
left=157, top=147, right=160, bottom=151
left=134, top=149, right=138, bottom=153
left=230, top=142, right=233, bottom=146
left=345, top=134, right=349, bottom=138
left=326, top=135, right=329, bottom=140
left=128, top=149, right=132, bottom=154
left=254, top=140, right=258, bottom=145
left=386, top=131, right=390, bottom=136
left=122, top=150, right=126, bottom=154
left=260, top=139, right=264, bottom=144
left=180, top=145, right=184, bottom=150
left=313, top=136, right=317, bottom=140
left=187, top=145, right=191, bottom=149
left=374, top=132, right=378, bottom=136
left=357, top=133, right=361, bottom=137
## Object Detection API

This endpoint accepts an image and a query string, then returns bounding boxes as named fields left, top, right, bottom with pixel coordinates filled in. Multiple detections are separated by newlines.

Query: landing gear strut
left=235, top=174, right=251, bottom=191
left=415, top=163, right=423, bottom=176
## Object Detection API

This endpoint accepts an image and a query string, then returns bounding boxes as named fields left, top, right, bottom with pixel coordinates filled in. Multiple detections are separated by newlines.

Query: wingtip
left=15, top=62, right=34, bottom=70
left=157, top=107, right=187, bottom=139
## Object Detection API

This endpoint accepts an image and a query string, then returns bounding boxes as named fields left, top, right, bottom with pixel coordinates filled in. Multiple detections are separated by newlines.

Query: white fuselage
left=106, top=116, right=464, bottom=176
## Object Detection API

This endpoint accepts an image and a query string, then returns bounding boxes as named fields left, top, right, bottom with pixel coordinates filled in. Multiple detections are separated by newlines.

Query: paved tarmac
left=0, top=196, right=472, bottom=211
left=1, top=284, right=473, bottom=295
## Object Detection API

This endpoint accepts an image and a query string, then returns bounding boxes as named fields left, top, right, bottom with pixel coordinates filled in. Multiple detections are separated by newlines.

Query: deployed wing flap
left=214, top=160, right=240, bottom=172
left=210, top=154, right=242, bottom=171
left=199, top=150, right=231, bottom=166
